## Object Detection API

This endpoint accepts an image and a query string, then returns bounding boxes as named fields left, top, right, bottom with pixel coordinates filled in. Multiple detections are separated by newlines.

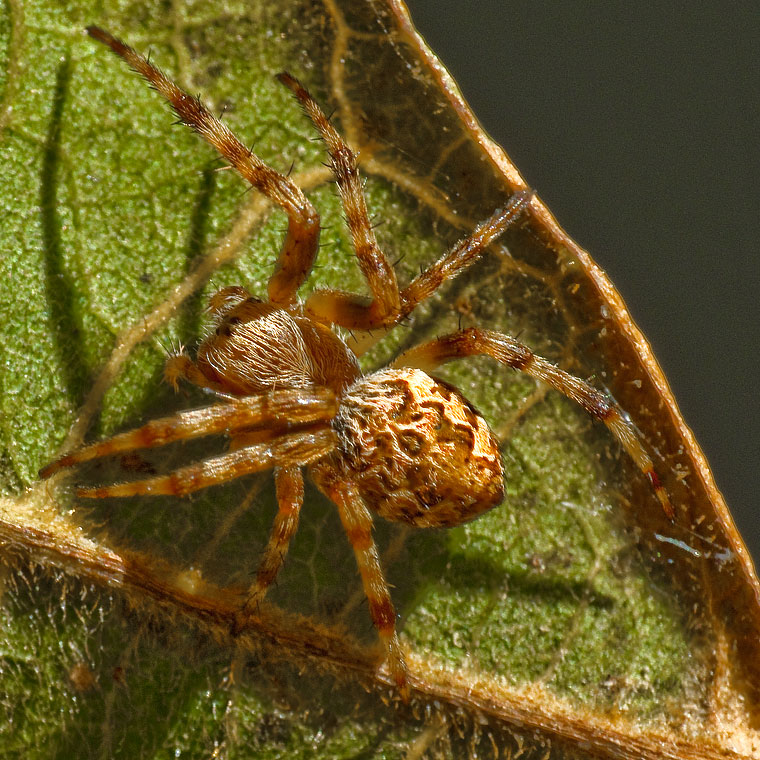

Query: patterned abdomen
left=334, top=368, right=504, bottom=528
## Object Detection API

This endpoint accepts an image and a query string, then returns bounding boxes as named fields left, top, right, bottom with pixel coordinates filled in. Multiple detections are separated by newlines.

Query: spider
left=41, top=27, right=673, bottom=700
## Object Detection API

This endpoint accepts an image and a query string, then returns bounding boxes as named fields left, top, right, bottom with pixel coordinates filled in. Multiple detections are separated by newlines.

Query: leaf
left=0, top=1, right=758, bottom=758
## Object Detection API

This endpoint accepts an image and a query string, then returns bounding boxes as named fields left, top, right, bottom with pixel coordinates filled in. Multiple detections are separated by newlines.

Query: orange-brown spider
left=41, top=27, right=673, bottom=699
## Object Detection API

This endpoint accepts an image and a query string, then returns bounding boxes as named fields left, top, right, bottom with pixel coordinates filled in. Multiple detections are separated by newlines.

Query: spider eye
left=206, top=286, right=251, bottom=318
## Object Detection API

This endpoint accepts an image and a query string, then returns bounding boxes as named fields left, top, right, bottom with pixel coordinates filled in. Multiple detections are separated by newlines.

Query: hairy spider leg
left=237, top=466, right=304, bottom=623
left=394, top=328, right=674, bottom=519
left=277, top=71, right=534, bottom=334
left=317, top=475, right=409, bottom=699
left=76, top=428, right=336, bottom=499
left=87, top=27, right=319, bottom=305
left=277, top=72, right=401, bottom=326
left=399, top=190, right=532, bottom=316
left=39, top=388, right=338, bottom=479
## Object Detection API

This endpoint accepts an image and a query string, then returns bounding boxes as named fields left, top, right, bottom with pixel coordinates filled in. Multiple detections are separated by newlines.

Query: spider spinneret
left=40, top=27, right=674, bottom=700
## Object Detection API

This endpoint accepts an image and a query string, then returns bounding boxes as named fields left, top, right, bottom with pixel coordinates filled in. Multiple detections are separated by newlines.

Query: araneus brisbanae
left=41, top=27, right=673, bottom=699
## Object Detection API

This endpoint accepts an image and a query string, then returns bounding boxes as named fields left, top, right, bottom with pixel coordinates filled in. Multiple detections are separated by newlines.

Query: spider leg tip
left=647, top=469, right=675, bottom=521
left=38, top=463, right=56, bottom=480
left=86, top=26, right=116, bottom=47
left=659, top=491, right=676, bottom=522
left=39, top=454, right=76, bottom=480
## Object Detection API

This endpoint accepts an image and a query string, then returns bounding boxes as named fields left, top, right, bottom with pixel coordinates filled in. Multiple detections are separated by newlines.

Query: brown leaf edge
left=392, top=0, right=760, bottom=723
left=0, top=491, right=747, bottom=760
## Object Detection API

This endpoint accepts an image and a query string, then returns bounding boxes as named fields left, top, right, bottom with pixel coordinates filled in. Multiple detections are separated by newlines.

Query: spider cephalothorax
left=41, top=27, right=673, bottom=700
left=185, top=285, right=362, bottom=395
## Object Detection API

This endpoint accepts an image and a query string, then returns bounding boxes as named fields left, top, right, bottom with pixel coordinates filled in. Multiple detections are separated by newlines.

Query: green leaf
left=1, top=2, right=758, bottom=758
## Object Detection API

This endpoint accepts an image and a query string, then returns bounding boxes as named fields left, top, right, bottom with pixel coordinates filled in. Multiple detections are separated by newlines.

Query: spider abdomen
left=333, top=368, right=504, bottom=527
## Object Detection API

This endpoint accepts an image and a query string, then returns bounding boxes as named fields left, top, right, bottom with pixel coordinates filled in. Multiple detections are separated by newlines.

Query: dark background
left=404, top=2, right=759, bottom=560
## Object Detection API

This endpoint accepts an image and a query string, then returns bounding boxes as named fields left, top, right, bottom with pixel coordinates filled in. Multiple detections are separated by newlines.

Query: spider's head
left=194, top=286, right=361, bottom=397
left=205, top=286, right=255, bottom=321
